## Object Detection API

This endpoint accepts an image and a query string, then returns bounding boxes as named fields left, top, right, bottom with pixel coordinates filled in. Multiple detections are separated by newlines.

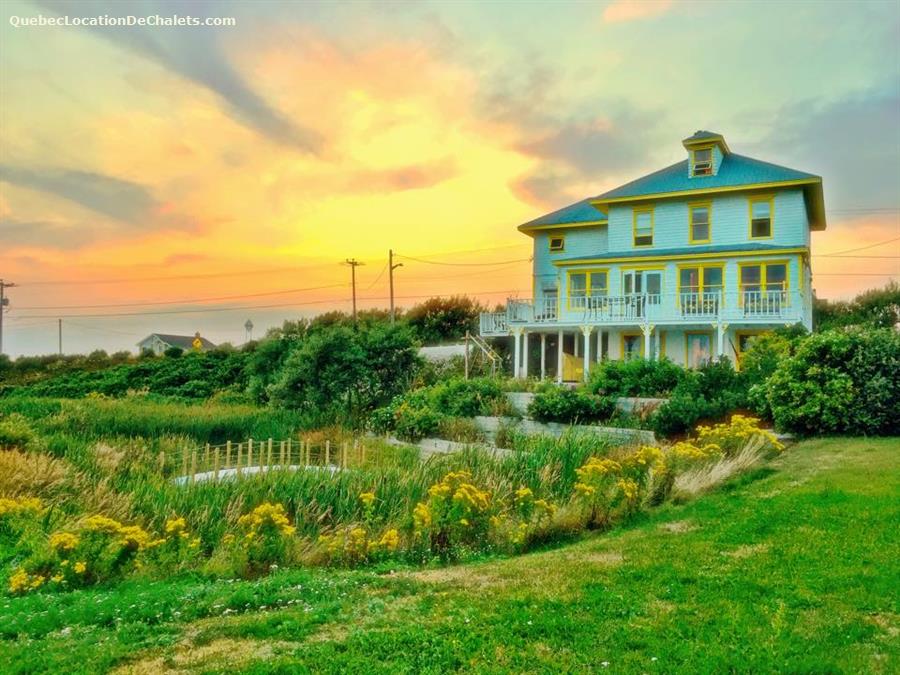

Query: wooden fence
left=166, top=437, right=369, bottom=483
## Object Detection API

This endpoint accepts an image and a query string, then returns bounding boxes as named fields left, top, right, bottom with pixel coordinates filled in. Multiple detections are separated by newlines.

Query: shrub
left=739, top=329, right=804, bottom=417
left=695, top=414, right=784, bottom=457
left=588, top=358, right=687, bottom=398
left=0, top=413, right=39, bottom=450
left=412, top=470, right=492, bottom=559
left=234, top=502, right=297, bottom=575
left=765, top=328, right=900, bottom=435
left=528, top=387, right=616, bottom=424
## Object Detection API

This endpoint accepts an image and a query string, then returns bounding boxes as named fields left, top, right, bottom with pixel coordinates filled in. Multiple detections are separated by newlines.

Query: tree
left=814, top=282, right=900, bottom=331
left=405, top=296, right=484, bottom=344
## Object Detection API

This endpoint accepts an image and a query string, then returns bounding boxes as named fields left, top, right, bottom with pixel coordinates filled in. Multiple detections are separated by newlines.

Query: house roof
left=554, top=242, right=805, bottom=265
left=138, top=333, right=217, bottom=350
left=593, top=153, right=819, bottom=202
left=518, top=198, right=607, bottom=233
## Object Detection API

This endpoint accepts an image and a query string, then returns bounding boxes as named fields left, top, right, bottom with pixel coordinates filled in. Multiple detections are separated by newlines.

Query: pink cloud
left=602, top=0, right=674, bottom=23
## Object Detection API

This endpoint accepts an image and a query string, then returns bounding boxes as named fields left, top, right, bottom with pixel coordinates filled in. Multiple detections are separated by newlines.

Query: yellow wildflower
left=359, top=492, right=376, bottom=508
left=74, top=561, right=87, bottom=574
left=8, top=568, right=29, bottom=593
left=49, top=531, right=79, bottom=553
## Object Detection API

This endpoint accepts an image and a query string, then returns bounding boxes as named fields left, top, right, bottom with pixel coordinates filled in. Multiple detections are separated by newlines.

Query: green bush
left=765, top=328, right=899, bottom=435
left=588, top=358, right=686, bottom=397
left=0, top=413, right=39, bottom=450
left=739, top=327, right=805, bottom=417
left=527, top=388, right=616, bottom=424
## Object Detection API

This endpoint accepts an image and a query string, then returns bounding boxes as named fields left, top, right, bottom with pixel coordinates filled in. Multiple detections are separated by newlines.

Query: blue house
left=480, top=131, right=826, bottom=380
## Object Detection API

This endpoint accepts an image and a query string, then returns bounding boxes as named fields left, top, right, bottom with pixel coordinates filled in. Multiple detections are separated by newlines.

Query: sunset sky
left=1, top=0, right=898, bottom=356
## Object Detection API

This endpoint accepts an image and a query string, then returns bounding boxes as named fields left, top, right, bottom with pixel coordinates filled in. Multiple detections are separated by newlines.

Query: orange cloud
left=602, top=0, right=674, bottom=23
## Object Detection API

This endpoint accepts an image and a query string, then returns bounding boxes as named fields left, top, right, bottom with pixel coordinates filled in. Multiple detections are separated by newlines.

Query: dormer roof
left=682, top=130, right=730, bottom=155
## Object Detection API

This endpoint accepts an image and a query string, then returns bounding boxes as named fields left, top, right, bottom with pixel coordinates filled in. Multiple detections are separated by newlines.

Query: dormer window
left=548, top=235, right=565, bottom=252
left=692, top=148, right=712, bottom=176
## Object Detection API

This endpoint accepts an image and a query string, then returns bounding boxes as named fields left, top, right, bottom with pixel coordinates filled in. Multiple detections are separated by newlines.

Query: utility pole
left=344, top=259, right=364, bottom=322
left=388, top=249, right=404, bottom=324
left=0, top=279, right=17, bottom=356
left=58, top=319, right=62, bottom=355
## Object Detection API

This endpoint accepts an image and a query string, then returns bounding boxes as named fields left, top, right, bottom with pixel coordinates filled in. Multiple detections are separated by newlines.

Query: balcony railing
left=478, top=289, right=796, bottom=335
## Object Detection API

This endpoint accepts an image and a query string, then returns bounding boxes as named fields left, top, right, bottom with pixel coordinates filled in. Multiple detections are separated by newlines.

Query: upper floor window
left=749, top=196, right=774, bottom=238
left=691, top=148, right=712, bottom=176
left=633, top=207, right=654, bottom=247
left=548, top=235, right=565, bottom=252
left=740, top=262, right=787, bottom=294
left=568, top=270, right=608, bottom=310
left=689, top=203, right=711, bottom=243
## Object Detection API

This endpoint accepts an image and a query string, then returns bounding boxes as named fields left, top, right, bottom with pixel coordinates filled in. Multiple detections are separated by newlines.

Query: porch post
left=540, top=333, right=547, bottom=380
left=596, top=329, right=603, bottom=362
left=716, top=322, right=729, bottom=360
left=581, top=326, right=592, bottom=382
left=556, top=329, right=564, bottom=384
left=574, top=333, right=579, bottom=358
left=641, top=323, right=654, bottom=361
left=512, top=327, right=522, bottom=378
left=522, top=331, right=530, bottom=378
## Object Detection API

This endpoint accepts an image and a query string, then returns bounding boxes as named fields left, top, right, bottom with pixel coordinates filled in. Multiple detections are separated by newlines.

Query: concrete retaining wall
left=475, top=416, right=655, bottom=445
left=504, top=392, right=667, bottom=417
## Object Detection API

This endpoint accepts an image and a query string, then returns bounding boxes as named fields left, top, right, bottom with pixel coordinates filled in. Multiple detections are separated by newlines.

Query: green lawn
left=2, top=437, right=897, bottom=674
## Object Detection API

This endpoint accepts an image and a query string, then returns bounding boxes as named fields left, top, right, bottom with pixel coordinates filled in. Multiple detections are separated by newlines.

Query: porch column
left=540, top=333, right=547, bottom=380
left=556, top=329, right=564, bottom=384
left=716, top=322, right=729, bottom=360
left=574, top=333, right=579, bottom=358
left=641, top=323, right=654, bottom=361
left=581, top=326, right=593, bottom=382
left=522, top=331, right=530, bottom=378
left=512, top=327, right=522, bottom=378
left=596, top=329, right=603, bottom=363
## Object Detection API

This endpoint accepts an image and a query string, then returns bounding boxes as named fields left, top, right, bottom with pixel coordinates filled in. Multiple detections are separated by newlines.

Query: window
left=749, top=196, right=773, bottom=238
left=679, top=265, right=723, bottom=295
left=567, top=270, right=607, bottom=309
left=548, top=235, right=565, bottom=252
left=685, top=332, right=713, bottom=368
left=633, top=207, right=654, bottom=247
left=692, top=148, right=712, bottom=176
left=740, top=262, right=788, bottom=297
left=689, top=203, right=711, bottom=243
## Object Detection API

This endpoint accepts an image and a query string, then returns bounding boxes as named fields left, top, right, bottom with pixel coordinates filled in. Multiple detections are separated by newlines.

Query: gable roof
left=138, top=333, right=217, bottom=350
left=518, top=198, right=607, bottom=233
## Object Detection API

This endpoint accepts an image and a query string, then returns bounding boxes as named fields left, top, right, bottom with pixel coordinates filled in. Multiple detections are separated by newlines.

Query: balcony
left=479, top=290, right=795, bottom=336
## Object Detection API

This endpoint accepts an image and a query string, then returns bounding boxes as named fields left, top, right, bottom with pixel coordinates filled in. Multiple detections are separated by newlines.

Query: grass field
left=1, top=436, right=896, bottom=674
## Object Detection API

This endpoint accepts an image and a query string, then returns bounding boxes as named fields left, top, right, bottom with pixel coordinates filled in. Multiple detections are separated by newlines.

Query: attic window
left=549, top=235, right=565, bottom=252
left=692, top=148, right=712, bottom=176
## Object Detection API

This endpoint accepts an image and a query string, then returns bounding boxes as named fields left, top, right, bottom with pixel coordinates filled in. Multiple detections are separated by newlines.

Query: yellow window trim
left=632, top=205, right=654, bottom=248
left=748, top=194, right=775, bottom=240
left=548, top=234, right=565, bottom=252
left=737, top=259, right=791, bottom=306
left=688, top=201, right=713, bottom=244
left=552, top=247, right=807, bottom=267
left=684, top=330, right=715, bottom=368
left=690, top=145, right=715, bottom=177
left=566, top=268, right=609, bottom=310
left=620, top=332, right=644, bottom=360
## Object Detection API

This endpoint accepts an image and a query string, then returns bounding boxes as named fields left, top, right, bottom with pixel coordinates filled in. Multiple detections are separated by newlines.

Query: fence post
left=342, top=441, right=348, bottom=469
left=226, top=440, right=232, bottom=471
left=204, top=443, right=210, bottom=473
left=248, top=439, right=254, bottom=476
left=190, top=449, right=197, bottom=484
left=279, top=440, right=286, bottom=469
left=158, top=451, right=166, bottom=474
left=214, top=448, right=220, bottom=482
left=267, top=438, right=273, bottom=470
left=325, top=440, right=330, bottom=466
left=305, top=439, right=311, bottom=466
left=259, top=440, right=265, bottom=473
left=181, top=449, right=188, bottom=478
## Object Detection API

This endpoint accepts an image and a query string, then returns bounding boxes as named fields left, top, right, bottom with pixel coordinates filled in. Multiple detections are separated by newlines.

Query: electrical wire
left=816, top=236, right=900, bottom=257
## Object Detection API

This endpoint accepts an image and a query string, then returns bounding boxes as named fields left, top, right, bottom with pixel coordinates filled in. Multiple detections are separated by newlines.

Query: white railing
left=479, top=312, right=508, bottom=335
left=479, top=289, right=798, bottom=334
left=679, top=290, right=721, bottom=318
left=742, top=290, right=788, bottom=317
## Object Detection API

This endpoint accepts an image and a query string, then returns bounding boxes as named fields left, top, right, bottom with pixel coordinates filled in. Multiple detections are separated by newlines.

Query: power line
left=14, top=282, right=349, bottom=311
left=817, top=236, right=900, bottom=257
left=396, top=254, right=531, bottom=267
left=12, top=289, right=528, bottom=320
